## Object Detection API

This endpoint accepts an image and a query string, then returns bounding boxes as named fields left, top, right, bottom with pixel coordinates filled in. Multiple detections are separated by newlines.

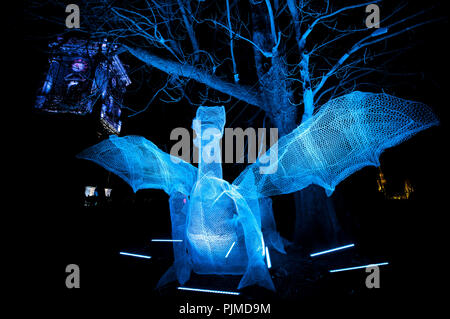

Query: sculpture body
left=77, top=91, right=438, bottom=290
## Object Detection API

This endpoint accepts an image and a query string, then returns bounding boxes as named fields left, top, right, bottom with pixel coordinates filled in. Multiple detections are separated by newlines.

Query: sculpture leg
left=157, top=192, right=191, bottom=287
left=228, top=187, right=275, bottom=291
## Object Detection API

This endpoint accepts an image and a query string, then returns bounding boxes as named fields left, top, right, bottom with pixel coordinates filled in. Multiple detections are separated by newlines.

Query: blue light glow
left=329, top=262, right=389, bottom=273
left=177, top=287, right=240, bottom=295
left=78, top=92, right=437, bottom=291
left=152, top=239, right=183, bottom=242
left=265, top=247, right=272, bottom=269
left=225, top=241, right=236, bottom=258
left=119, top=252, right=151, bottom=259
left=234, top=92, right=439, bottom=199
left=310, top=243, right=355, bottom=257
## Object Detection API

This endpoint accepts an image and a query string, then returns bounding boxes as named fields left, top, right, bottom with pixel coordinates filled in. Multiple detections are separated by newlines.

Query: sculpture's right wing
left=233, top=91, right=439, bottom=199
left=77, top=135, right=197, bottom=196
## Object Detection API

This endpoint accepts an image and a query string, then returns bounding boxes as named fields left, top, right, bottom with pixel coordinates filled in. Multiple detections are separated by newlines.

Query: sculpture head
left=192, top=106, right=226, bottom=180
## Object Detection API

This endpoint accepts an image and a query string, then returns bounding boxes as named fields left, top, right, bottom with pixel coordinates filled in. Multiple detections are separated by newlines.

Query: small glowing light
left=261, top=236, right=266, bottom=256
left=72, top=58, right=87, bottom=72
left=104, top=188, right=112, bottom=197
left=119, top=252, right=151, bottom=259
left=84, top=186, right=96, bottom=197
left=310, top=243, right=355, bottom=257
left=265, top=247, right=271, bottom=269
left=177, top=287, right=240, bottom=295
left=151, top=239, right=183, bottom=242
left=43, top=80, right=52, bottom=94
left=68, top=80, right=79, bottom=88
left=329, top=262, right=389, bottom=273
left=225, top=241, right=236, bottom=258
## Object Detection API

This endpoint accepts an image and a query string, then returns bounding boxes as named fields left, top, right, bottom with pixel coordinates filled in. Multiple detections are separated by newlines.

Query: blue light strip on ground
left=225, top=241, right=236, bottom=258
left=310, top=243, right=355, bottom=257
left=177, top=287, right=240, bottom=295
left=151, top=239, right=183, bottom=242
left=119, top=252, right=152, bottom=259
left=329, top=262, right=389, bottom=273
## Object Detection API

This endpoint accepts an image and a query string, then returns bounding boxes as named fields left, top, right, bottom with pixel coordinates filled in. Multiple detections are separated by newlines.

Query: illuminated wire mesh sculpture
left=77, top=91, right=438, bottom=290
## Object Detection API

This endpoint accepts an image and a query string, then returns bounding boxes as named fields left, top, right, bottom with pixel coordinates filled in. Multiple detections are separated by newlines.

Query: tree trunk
left=249, top=2, right=342, bottom=251
left=276, top=115, right=342, bottom=251
left=293, top=186, right=342, bottom=250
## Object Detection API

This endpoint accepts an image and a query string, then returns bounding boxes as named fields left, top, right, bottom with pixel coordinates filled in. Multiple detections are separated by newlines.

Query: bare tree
left=26, top=0, right=441, bottom=248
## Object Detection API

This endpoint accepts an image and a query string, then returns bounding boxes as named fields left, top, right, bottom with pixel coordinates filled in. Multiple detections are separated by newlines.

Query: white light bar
left=177, top=287, right=240, bottom=296
left=225, top=242, right=236, bottom=258
left=310, top=243, right=355, bottom=257
left=151, top=239, right=183, bottom=242
left=265, top=247, right=272, bottom=269
left=119, top=252, right=151, bottom=259
left=329, top=262, right=389, bottom=273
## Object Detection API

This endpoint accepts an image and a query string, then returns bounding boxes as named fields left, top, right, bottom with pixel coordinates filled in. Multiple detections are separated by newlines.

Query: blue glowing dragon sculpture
left=77, top=91, right=438, bottom=290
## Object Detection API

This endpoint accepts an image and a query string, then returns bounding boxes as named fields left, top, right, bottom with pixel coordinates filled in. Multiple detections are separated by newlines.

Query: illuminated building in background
left=33, top=36, right=130, bottom=207
left=82, top=186, right=114, bottom=207
left=376, top=166, right=414, bottom=200
left=391, top=179, right=414, bottom=200
left=34, top=36, right=131, bottom=136
left=376, top=167, right=387, bottom=194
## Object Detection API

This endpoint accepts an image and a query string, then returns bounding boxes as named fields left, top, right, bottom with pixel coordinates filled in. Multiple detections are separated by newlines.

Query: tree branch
left=264, top=0, right=278, bottom=46
left=205, top=19, right=273, bottom=58
left=176, top=0, right=200, bottom=59
left=226, top=0, right=238, bottom=82
left=300, top=0, right=381, bottom=45
left=313, top=17, right=440, bottom=97
left=125, top=45, right=265, bottom=110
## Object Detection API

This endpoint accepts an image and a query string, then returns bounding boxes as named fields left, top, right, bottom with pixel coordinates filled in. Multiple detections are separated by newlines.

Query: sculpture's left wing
left=77, top=135, right=197, bottom=196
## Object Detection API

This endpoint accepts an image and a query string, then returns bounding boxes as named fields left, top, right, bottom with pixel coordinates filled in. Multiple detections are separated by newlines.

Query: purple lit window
left=72, top=58, right=87, bottom=72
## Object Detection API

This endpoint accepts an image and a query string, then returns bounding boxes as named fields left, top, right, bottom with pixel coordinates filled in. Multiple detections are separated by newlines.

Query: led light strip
left=119, top=252, right=151, bottom=259
left=177, top=287, right=240, bottom=295
left=310, top=243, right=355, bottom=257
left=329, top=262, right=389, bottom=273
left=266, top=247, right=272, bottom=269
left=225, top=241, right=236, bottom=258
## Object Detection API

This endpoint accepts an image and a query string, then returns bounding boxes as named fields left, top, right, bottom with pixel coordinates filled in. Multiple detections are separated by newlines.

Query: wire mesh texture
left=77, top=91, right=438, bottom=290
